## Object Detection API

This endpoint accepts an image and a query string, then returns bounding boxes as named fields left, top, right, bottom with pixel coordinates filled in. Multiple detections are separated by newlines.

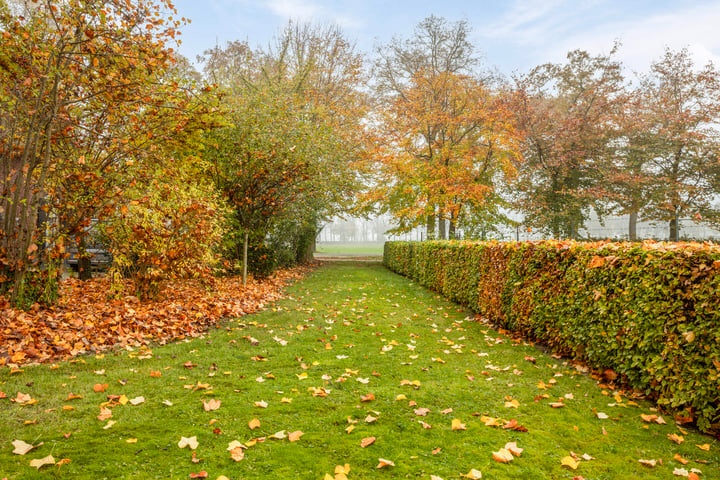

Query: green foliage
left=11, top=265, right=60, bottom=310
left=247, top=243, right=277, bottom=279
left=384, top=240, right=720, bottom=433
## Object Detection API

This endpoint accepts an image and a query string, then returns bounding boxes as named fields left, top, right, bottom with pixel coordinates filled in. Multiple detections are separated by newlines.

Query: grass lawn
left=315, top=243, right=384, bottom=255
left=1, top=261, right=718, bottom=479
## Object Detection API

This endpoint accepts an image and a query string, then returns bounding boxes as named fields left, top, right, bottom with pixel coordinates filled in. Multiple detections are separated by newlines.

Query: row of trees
left=364, top=17, right=720, bottom=242
left=0, top=0, right=366, bottom=307
left=2, top=3, right=719, bottom=308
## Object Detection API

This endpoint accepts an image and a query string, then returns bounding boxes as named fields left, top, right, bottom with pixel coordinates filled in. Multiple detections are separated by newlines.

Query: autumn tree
left=510, top=47, right=626, bottom=239
left=200, top=21, right=366, bottom=280
left=368, top=16, right=518, bottom=239
left=0, top=0, right=206, bottom=305
left=633, top=49, right=720, bottom=240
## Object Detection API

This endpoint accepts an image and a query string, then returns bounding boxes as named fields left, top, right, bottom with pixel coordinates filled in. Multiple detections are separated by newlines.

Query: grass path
left=1, top=261, right=718, bottom=479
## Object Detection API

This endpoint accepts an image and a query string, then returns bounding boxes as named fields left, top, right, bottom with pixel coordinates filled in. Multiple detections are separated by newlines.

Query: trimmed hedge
left=384, top=240, right=720, bottom=433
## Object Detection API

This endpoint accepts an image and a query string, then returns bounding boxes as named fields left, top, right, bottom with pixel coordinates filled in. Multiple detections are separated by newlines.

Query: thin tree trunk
left=438, top=215, right=446, bottom=240
left=426, top=214, right=435, bottom=240
left=243, top=231, right=249, bottom=287
left=628, top=211, right=638, bottom=242
left=78, top=232, right=92, bottom=281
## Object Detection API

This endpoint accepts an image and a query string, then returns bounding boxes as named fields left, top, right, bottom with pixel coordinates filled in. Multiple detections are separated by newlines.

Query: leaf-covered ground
left=0, top=268, right=308, bottom=366
left=1, top=261, right=718, bottom=479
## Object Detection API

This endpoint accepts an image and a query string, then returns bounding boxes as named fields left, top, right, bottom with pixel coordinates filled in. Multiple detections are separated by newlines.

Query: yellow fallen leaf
left=178, top=436, right=199, bottom=449
left=62, top=405, right=74, bottom=411
left=345, top=425, right=355, bottom=434
left=451, top=418, right=466, bottom=430
left=118, top=395, right=128, bottom=405
left=335, top=464, right=351, bottom=474
left=504, top=399, right=520, bottom=408
left=29, top=455, right=55, bottom=469
left=668, top=433, right=685, bottom=444
left=395, top=394, right=407, bottom=401
left=377, top=458, right=395, bottom=468
left=461, top=468, right=483, bottom=479
left=126, top=438, right=138, bottom=443
left=103, top=420, right=116, bottom=430
left=696, top=444, right=710, bottom=451
left=560, top=456, right=579, bottom=470
left=269, top=430, right=287, bottom=440
left=492, top=448, right=514, bottom=463
left=12, top=439, right=42, bottom=455
left=288, top=431, right=303, bottom=442
left=281, top=397, right=292, bottom=403
left=248, top=418, right=261, bottom=430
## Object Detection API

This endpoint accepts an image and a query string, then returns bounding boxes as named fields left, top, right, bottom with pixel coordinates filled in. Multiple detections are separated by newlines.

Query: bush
left=247, top=243, right=277, bottom=279
left=384, top=240, right=720, bottom=433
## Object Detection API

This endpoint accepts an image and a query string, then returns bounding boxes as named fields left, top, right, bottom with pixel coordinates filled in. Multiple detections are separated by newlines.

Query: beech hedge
left=384, top=240, right=720, bottom=433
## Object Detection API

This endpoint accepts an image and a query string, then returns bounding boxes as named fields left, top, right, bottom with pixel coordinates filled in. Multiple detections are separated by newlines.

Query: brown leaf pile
left=0, top=266, right=312, bottom=366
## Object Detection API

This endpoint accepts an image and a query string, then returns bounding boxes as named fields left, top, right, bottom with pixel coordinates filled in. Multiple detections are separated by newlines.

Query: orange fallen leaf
left=93, top=384, right=108, bottom=393
left=377, top=458, right=395, bottom=469
left=202, top=399, right=221, bottom=411
left=150, top=371, right=162, bottom=377
left=361, top=437, right=376, bottom=448
left=248, top=418, right=261, bottom=430
left=189, top=471, right=208, bottom=478
left=460, top=469, right=483, bottom=479
left=668, top=433, right=685, bottom=444
left=505, top=441, right=523, bottom=456
left=674, top=453, right=689, bottom=465
left=230, top=447, right=245, bottom=462
left=414, top=407, right=430, bottom=416
left=288, top=431, right=303, bottom=442
left=97, top=407, right=112, bottom=421
left=361, top=393, right=375, bottom=402
left=66, top=393, right=83, bottom=401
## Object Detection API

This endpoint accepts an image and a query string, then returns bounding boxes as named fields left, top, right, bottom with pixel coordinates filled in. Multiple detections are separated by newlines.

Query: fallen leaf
left=126, top=438, right=138, bottom=443
left=269, top=430, right=287, bottom=440
left=414, top=407, right=430, bottom=416
left=561, top=456, right=580, bottom=470
left=696, top=443, right=710, bottom=451
left=596, top=412, right=609, bottom=419
left=451, top=418, right=466, bottom=430
left=93, top=383, right=108, bottom=393
left=189, top=471, right=208, bottom=478
left=97, top=407, right=112, bottom=421
left=230, top=447, right=245, bottom=462
left=492, top=448, right=514, bottom=463
left=255, top=400, right=268, bottom=408
left=639, top=459, right=657, bottom=467
left=505, top=442, right=523, bottom=456
left=461, top=469, right=483, bottom=479
left=288, top=431, right=303, bottom=442
left=178, top=436, right=199, bottom=449
left=103, top=420, right=116, bottom=430
left=674, top=453, right=689, bottom=465
left=150, top=370, right=162, bottom=377
left=361, top=437, right=376, bottom=448
left=12, top=440, right=42, bottom=455
left=29, top=455, right=55, bottom=469
left=129, top=396, right=145, bottom=406
left=668, top=433, right=685, bottom=444
left=248, top=418, right=261, bottom=430
left=361, top=393, right=375, bottom=402
left=504, top=399, right=520, bottom=408
left=202, top=399, right=221, bottom=411
left=377, top=458, right=395, bottom=469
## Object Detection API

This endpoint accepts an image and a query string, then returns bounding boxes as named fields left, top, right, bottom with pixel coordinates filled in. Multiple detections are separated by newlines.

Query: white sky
left=170, top=0, right=720, bottom=76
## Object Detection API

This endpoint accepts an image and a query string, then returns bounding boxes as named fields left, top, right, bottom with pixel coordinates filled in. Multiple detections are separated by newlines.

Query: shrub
left=384, top=240, right=720, bottom=433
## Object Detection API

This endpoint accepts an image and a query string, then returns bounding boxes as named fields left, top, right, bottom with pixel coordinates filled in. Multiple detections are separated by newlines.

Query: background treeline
left=2, top=2, right=720, bottom=308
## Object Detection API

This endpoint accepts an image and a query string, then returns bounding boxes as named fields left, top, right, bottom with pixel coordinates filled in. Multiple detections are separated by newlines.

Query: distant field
left=315, top=242, right=384, bottom=255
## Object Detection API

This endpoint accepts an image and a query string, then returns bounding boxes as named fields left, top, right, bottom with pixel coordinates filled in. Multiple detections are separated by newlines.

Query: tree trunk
left=669, top=218, right=678, bottom=242
left=242, top=232, right=248, bottom=286
left=628, top=211, right=638, bottom=242
left=438, top=215, right=447, bottom=240
left=426, top=214, right=435, bottom=240
left=77, top=233, right=93, bottom=281
left=448, top=218, right=456, bottom=240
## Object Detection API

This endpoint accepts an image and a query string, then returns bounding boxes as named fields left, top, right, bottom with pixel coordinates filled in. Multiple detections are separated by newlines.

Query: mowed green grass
left=315, top=243, right=384, bottom=255
left=1, top=261, right=718, bottom=479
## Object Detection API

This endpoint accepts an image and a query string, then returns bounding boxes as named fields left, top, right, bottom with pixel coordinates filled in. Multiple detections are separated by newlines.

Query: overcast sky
left=171, top=0, right=720, bottom=76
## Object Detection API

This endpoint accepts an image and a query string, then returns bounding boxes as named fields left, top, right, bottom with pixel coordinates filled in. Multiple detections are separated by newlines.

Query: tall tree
left=0, top=0, right=193, bottom=305
left=370, top=15, right=516, bottom=239
left=511, top=47, right=626, bottom=239
left=635, top=48, right=720, bottom=240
